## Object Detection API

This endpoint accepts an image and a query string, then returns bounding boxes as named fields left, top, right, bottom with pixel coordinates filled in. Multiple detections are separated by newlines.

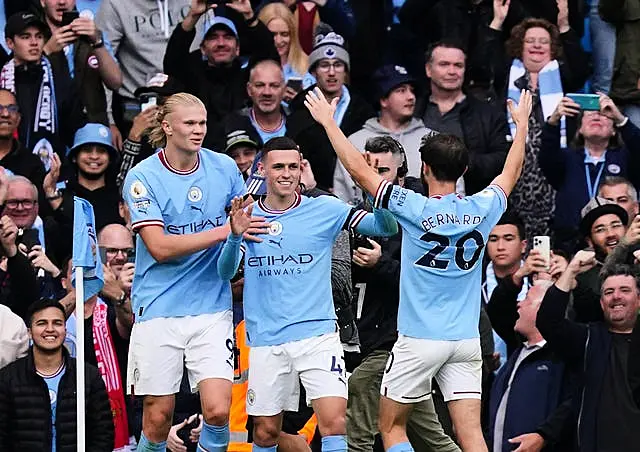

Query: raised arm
left=305, top=88, right=384, bottom=197
left=217, top=197, right=252, bottom=280
left=491, top=90, right=532, bottom=196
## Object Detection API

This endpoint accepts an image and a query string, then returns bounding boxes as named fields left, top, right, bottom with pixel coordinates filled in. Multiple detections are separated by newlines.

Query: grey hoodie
left=96, top=0, right=203, bottom=99
left=333, top=117, right=432, bottom=206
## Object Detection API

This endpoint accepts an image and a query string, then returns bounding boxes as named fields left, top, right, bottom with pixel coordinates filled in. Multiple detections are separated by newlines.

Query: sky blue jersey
left=123, top=148, right=245, bottom=322
left=373, top=180, right=507, bottom=340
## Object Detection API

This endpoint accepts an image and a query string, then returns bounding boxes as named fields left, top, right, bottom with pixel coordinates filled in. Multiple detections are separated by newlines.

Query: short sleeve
left=469, top=184, right=508, bottom=225
left=373, top=180, right=426, bottom=223
left=123, top=171, right=164, bottom=233
left=315, top=196, right=355, bottom=239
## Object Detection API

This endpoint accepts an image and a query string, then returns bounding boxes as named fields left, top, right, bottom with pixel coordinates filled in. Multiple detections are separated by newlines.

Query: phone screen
left=61, top=11, right=79, bottom=27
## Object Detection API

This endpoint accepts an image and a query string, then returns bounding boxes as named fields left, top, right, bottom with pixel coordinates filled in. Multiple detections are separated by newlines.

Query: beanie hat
left=308, top=32, right=350, bottom=72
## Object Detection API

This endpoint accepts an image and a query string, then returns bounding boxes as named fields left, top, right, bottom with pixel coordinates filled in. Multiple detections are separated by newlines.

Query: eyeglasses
left=0, top=104, right=19, bottom=114
left=592, top=221, right=625, bottom=234
left=5, top=199, right=36, bottom=209
left=316, top=61, right=346, bottom=72
left=102, top=247, right=134, bottom=258
left=524, top=38, right=551, bottom=45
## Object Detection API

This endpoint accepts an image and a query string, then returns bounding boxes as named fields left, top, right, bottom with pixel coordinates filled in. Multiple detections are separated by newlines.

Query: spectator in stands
left=334, top=64, right=431, bottom=205
left=537, top=253, right=640, bottom=452
left=55, top=123, right=123, bottom=231
left=163, top=0, right=278, bottom=146
left=599, top=0, right=640, bottom=127
left=541, top=93, right=640, bottom=253
left=590, top=0, right=616, bottom=95
left=225, top=128, right=260, bottom=180
left=41, top=0, right=122, bottom=125
left=96, top=0, right=194, bottom=143
left=1, top=12, right=86, bottom=167
left=210, top=59, right=287, bottom=150
left=487, top=279, right=574, bottom=452
left=346, top=136, right=459, bottom=452
left=572, top=197, right=628, bottom=323
left=0, top=298, right=114, bottom=451
left=0, top=88, right=45, bottom=186
left=598, top=176, right=640, bottom=224
left=62, top=223, right=135, bottom=450
left=116, top=74, right=185, bottom=188
left=0, top=303, right=28, bottom=369
left=258, top=3, right=315, bottom=102
left=483, top=0, right=589, bottom=240
left=414, top=40, right=510, bottom=196
left=288, top=32, right=373, bottom=191
left=4, top=174, right=71, bottom=266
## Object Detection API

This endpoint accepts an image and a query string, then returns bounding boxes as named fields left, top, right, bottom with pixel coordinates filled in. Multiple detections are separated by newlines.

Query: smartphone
left=533, top=236, right=551, bottom=270
left=127, top=248, right=136, bottom=264
left=61, top=11, right=80, bottom=27
left=286, top=77, right=303, bottom=92
left=353, top=234, right=373, bottom=250
left=139, top=93, right=158, bottom=112
left=566, top=93, right=600, bottom=111
left=19, top=228, right=41, bottom=251
left=176, top=417, right=200, bottom=452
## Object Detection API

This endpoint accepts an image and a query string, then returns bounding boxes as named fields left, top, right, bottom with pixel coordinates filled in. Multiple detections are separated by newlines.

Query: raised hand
left=43, top=153, right=62, bottom=198
left=224, top=0, right=254, bottom=21
left=491, top=0, right=511, bottom=30
left=0, top=215, right=18, bottom=257
left=567, top=249, right=597, bottom=275
left=508, top=90, right=533, bottom=131
left=229, top=196, right=253, bottom=237
left=548, top=97, right=581, bottom=126
left=44, top=25, right=77, bottom=55
left=305, top=87, right=339, bottom=129
left=598, top=93, right=626, bottom=124
left=556, top=0, right=570, bottom=33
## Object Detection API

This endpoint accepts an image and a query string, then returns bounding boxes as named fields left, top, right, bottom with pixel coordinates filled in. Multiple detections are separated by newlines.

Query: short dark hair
left=420, top=134, right=468, bottom=182
left=496, top=210, right=526, bottom=241
left=600, top=263, right=640, bottom=293
left=262, top=136, right=300, bottom=160
left=425, top=39, right=467, bottom=64
left=26, top=298, right=66, bottom=327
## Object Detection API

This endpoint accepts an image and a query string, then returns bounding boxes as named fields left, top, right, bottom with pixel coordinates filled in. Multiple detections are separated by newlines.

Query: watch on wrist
left=115, top=291, right=127, bottom=306
left=91, top=30, right=104, bottom=49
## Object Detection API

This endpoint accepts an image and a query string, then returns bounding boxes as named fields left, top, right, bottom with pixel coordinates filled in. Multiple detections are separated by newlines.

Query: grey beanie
left=308, top=32, right=350, bottom=71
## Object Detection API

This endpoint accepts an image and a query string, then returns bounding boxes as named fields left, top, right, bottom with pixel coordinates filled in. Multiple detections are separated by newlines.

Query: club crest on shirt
left=130, top=181, right=148, bottom=199
left=268, top=221, right=283, bottom=236
left=247, top=389, right=256, bottom=406
left=188, top=186, right=203, bottom=202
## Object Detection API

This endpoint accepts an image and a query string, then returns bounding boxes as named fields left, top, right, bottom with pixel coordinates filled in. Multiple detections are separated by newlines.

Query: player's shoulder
left=468, top=184, right=507, bottom=202
left=124, top=154, right=161, bottom=187
left=200, top=147, right=237, bottom=169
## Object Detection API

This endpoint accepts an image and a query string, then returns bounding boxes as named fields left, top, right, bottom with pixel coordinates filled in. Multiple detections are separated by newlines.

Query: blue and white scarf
left=507, top=59, right=566, bottom=148
left=334, top=85, right=351, bottom=127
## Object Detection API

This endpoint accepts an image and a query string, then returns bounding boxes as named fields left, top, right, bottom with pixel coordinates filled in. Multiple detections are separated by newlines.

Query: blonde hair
left=147, top=93, right=206, bottom=149
left=259, top=3, right=309, bottom=76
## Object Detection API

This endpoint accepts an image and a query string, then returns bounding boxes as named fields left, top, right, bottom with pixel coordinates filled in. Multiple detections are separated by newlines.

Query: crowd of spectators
left=0, top=0, right=639, bottom=451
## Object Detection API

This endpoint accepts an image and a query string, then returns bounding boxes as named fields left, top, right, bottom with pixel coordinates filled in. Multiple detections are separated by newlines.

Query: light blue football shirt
left=40, top=365, right=66, bottom=452
left=242, top=193, right=368, bottom=347
left=123, top=148, right=245, bottom=322
left=373, top=180, right=507, bottom=340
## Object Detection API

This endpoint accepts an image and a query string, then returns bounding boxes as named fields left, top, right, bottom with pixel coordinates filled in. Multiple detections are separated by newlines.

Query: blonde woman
left=259, top=3, right=315, bottom=102
left=122, top=93, right=267, bottom=452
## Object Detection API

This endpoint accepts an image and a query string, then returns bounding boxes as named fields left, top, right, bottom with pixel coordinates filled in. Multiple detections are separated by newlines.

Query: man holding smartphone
left=40, top=0, right=123, bottom=125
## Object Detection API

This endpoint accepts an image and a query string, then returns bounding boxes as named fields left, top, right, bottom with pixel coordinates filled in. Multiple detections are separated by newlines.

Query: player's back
left=123, top=148, right=246, bottom=322
left=374, top=181, right=507, bottom=341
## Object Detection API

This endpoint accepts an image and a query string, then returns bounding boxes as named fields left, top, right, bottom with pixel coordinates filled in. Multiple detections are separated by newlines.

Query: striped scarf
left=507, top=59, right=566, bottom=148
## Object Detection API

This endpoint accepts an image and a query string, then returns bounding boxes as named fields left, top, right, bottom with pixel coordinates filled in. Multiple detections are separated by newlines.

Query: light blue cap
left=204, top=16, right=238, bottom=40
left=69, top=123, right=117, bottom=158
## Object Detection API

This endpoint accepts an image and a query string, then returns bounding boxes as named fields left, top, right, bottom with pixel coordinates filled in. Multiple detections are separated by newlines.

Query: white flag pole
left=75, top=266, right=86, bottom=452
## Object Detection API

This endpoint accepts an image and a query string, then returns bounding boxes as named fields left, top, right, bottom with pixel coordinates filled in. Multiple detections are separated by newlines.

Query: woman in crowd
left=480, top=0, right=589, bottom=242
left=258, top=3, right=315, bottom=103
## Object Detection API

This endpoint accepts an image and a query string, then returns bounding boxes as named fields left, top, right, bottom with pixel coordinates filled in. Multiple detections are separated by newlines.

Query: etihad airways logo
left=247, top=254, right=313, bottom=267
left=167, top=217, right=223, bottom=234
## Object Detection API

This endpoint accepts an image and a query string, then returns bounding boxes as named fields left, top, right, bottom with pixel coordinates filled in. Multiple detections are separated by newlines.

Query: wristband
left=245, top=14, right=257, bottom=24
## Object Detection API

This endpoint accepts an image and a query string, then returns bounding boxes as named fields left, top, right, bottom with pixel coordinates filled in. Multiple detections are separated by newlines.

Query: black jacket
left=537, top=286, right=635, bottom=452
left=163, top=11, right=278, bottom=149
left=0, top=349, right=114, bottom=451
left=0, top=251, right=39, bottom=321
left=414, top=94, right=510, bottom=195
left=486, top=274, right=576, bottom=451
left=287, top=85, right=374, bottom=191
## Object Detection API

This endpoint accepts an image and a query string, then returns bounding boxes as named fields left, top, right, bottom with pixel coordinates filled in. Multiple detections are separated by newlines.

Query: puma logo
left=190, top=205, right=203, bottom=213
left=269, top=237, right=283, bottom=249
